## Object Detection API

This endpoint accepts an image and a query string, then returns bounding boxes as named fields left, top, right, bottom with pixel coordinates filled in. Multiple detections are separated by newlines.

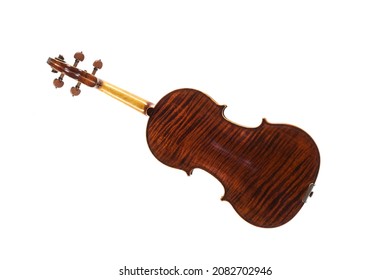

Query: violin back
left=146, top=89, right=320, bottom=228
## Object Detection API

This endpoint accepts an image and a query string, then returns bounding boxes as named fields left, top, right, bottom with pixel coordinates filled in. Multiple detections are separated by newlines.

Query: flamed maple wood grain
left=146, top=89, right=320, bottom=228
left=47, top=55, right=321, bottom=228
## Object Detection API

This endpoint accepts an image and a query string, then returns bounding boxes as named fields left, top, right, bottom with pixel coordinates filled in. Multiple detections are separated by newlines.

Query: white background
left=1, top=1, right=389, bottom=279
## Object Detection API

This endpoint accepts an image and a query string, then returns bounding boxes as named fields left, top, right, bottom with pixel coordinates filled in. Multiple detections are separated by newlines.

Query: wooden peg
left=92, top=60, right=103, bottom=75
left=53, top=55, right=65, bottom=88
left=70, top=58, right=103, bottom=96
left=72, top=52, right=84, bottom=67
left=69, top=52, right=85, bottom=96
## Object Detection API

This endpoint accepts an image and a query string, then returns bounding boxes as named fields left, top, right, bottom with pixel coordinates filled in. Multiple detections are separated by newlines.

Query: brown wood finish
left=48, top=53, right=321, bottom=228
left=147, top=89, right=320, bottom=228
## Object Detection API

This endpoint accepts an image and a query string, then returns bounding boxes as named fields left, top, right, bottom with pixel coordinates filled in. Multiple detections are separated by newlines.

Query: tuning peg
left=52, top=54, right=66, bottom=88
left=70, top=59, right=103, bottom=96
left=52, top=53, right=85, bottom=90
left=92, top=59, right=103, bottom=74
left=72, top=52, right=84, bottom=67
left=70, top=86, right=81, bottom=96
left=53, top=77, right=64, bottom=88
left=53, top=72, right=64, bottom=88
left=68, top=52, right=85, bottom=95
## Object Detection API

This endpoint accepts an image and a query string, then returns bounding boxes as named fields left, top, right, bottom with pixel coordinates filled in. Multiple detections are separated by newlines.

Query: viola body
left=147, top=89, right=320, bottom=228
left=47, top=54, right=321, bottom=228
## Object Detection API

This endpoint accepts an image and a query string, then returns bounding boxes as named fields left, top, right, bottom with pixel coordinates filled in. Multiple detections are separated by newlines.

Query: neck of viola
left=96, top=80, right=154, bottom=116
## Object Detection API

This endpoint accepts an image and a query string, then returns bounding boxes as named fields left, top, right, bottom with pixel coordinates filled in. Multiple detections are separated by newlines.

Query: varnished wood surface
left=47, top=54, right=320, bottom=227
left=147, top=89, right=320, bottom=228
left=98, top=81, right=154, bottom=115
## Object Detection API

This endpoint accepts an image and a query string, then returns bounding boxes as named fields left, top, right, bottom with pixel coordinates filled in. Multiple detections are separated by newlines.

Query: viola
left=47, top=52, right=320, bottom=228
